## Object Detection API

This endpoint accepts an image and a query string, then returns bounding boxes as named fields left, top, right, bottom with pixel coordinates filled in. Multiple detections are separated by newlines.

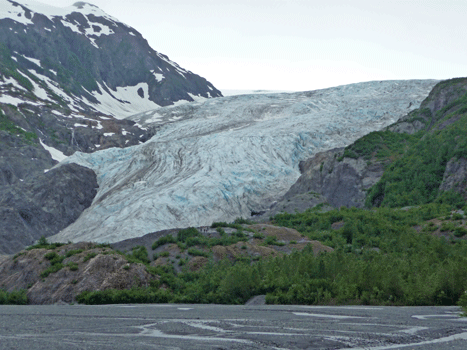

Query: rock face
left=0, top=163, right=98, bottom=254
left=258, top=147, right=385, bottom=218
left=50, top=80, right=438, bottom=244
left=440, top=158, right=467, bottom=199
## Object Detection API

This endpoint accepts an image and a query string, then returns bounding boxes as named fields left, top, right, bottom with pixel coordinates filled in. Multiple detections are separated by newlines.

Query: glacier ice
left=51, top=80, right=439, bottom=243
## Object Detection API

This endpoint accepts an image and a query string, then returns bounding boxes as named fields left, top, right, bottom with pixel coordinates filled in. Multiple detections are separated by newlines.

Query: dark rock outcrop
left=440, top=158, right=467, bottom=199
left=258, top=148, right=384, bottom=218
left=0, top=163, right=98, bottom=254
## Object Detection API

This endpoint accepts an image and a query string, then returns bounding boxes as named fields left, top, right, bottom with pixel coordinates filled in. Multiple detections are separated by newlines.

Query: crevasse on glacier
left=52, top=80, right=438, bottom=243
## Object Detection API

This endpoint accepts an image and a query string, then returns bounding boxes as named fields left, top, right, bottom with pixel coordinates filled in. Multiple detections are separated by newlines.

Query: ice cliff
left=51, top=80, right=438, bottom=243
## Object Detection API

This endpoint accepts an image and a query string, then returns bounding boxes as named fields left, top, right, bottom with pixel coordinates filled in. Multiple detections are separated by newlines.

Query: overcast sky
left=38, top=0, right=467, bottom=91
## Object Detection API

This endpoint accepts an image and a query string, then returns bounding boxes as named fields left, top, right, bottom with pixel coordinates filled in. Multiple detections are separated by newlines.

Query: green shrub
left=264, top=236, right=285, bottom=246
left=441, top=221, right=457, bottom=232
left=152, top=235, right=176, bottom=249
left=234, top=217, right=252, bottom=225
left=44, top=251, right=60, bottom=261
left=126, top=246, right=150, bottom=265
left=454, top=227, right=467, bottom=237
left=65, top=249, right=84, bottom=258
left=40, top=263, right=64, bottom=278
left=26, top=236, right=65, bottom=251
left=66, top=262, right=79, bottom=271
left=458, top=292, right=467, bottom=315
left=187, top=248, right=209, bottom=257
left=83, top=252, right=97, bottom=262
left=0, top=290, right=28, bottom=305
left=177, top=227, right=200, bottom=242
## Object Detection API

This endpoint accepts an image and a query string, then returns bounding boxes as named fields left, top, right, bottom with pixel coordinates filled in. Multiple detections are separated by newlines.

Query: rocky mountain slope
left=266, top=78, right=467, bottom=215
left=0, top=0, right=221, bottom=253
left=50, top=79, right=438, bottom=244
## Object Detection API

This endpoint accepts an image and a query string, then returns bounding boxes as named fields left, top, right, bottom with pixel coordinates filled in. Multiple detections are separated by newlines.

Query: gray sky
left=37, top=0, right=467, bottom=91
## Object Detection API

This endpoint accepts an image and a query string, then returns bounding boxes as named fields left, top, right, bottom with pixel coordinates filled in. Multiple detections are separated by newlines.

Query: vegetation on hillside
left=366, top=115, right=467, bottom=207
left=76, top=203, right=467, bottom=307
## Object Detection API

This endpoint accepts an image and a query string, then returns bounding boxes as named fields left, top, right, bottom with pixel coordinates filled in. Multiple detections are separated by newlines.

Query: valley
left=1, top=0, right=467, bottom=321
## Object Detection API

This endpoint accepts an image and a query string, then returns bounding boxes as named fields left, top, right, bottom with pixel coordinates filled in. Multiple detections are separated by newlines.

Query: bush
left=454, top=227, right=467, bottom=237
left=0, top=290, right=28, bottom=305
left=234, top=217, right=252, bottom=225
left=83, top=252, right=97, bottom=262
left=177, top=227, right=200, bottom=242
left=187, top=248, right=209, bottom=257
left=458, top=292, right=467, bottom=315
left=65, top=249, right=84, bottom=258
left=152, top=235, right=176, bottom=249
left=66, top=262, right=79, bottom=271
left=264, top=236, right=285, bottom=246
left=40, top=263, right=64, bottom=278
left=126, top=246, right=150, bottom=265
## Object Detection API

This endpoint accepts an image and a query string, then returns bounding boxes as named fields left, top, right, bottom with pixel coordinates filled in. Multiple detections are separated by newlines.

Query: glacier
left=51, top=80, right=438, bottom=243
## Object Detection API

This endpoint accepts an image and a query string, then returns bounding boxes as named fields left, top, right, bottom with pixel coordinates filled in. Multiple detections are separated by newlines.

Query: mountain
left=0, top=1, right=221, bottom=115
left=49, top=80, right=438, bottom=244
left=0, top=0, right=221, bottom=167
left=0, top=0, right=221, bottom=253
left=268, top=78, right=467, bottom=215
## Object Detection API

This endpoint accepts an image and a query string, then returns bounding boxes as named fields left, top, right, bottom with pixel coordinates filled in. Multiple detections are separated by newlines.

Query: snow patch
left=61, top=19, right=80, bottom=34
left=84, top=22, right=114, bottom=37
left=30, top=70, right=81, bottom=112
left=151, top=70, right=165, bottom=82
left=0, top=0, right=34, bottom=25
left=40, top=139, right=67, bottom=162
left=188, top=93, right=207, bottom=103
left=0, top=94, right=25, bottom=106
left=22, top=55, right=41, bottom=67
left=84, top=82, right=161, bottom=118
left=88, top=37, right=99, bottom=49
left=93, top=121, right=103, bottom=130
left=2, top=76, right=27, bottom=91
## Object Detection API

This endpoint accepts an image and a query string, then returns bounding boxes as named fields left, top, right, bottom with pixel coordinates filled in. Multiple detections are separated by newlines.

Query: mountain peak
left=72, top=1, right=97, bottom=9
left=0, top=0, right=119, bottom=25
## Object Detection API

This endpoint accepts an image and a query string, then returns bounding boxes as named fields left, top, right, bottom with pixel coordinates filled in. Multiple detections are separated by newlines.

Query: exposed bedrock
left=0, top=163, right=98, bottom=254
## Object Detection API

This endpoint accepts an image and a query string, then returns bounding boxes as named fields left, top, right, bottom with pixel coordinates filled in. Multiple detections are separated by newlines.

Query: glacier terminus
left=51, top=80, right=438, bottom=243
